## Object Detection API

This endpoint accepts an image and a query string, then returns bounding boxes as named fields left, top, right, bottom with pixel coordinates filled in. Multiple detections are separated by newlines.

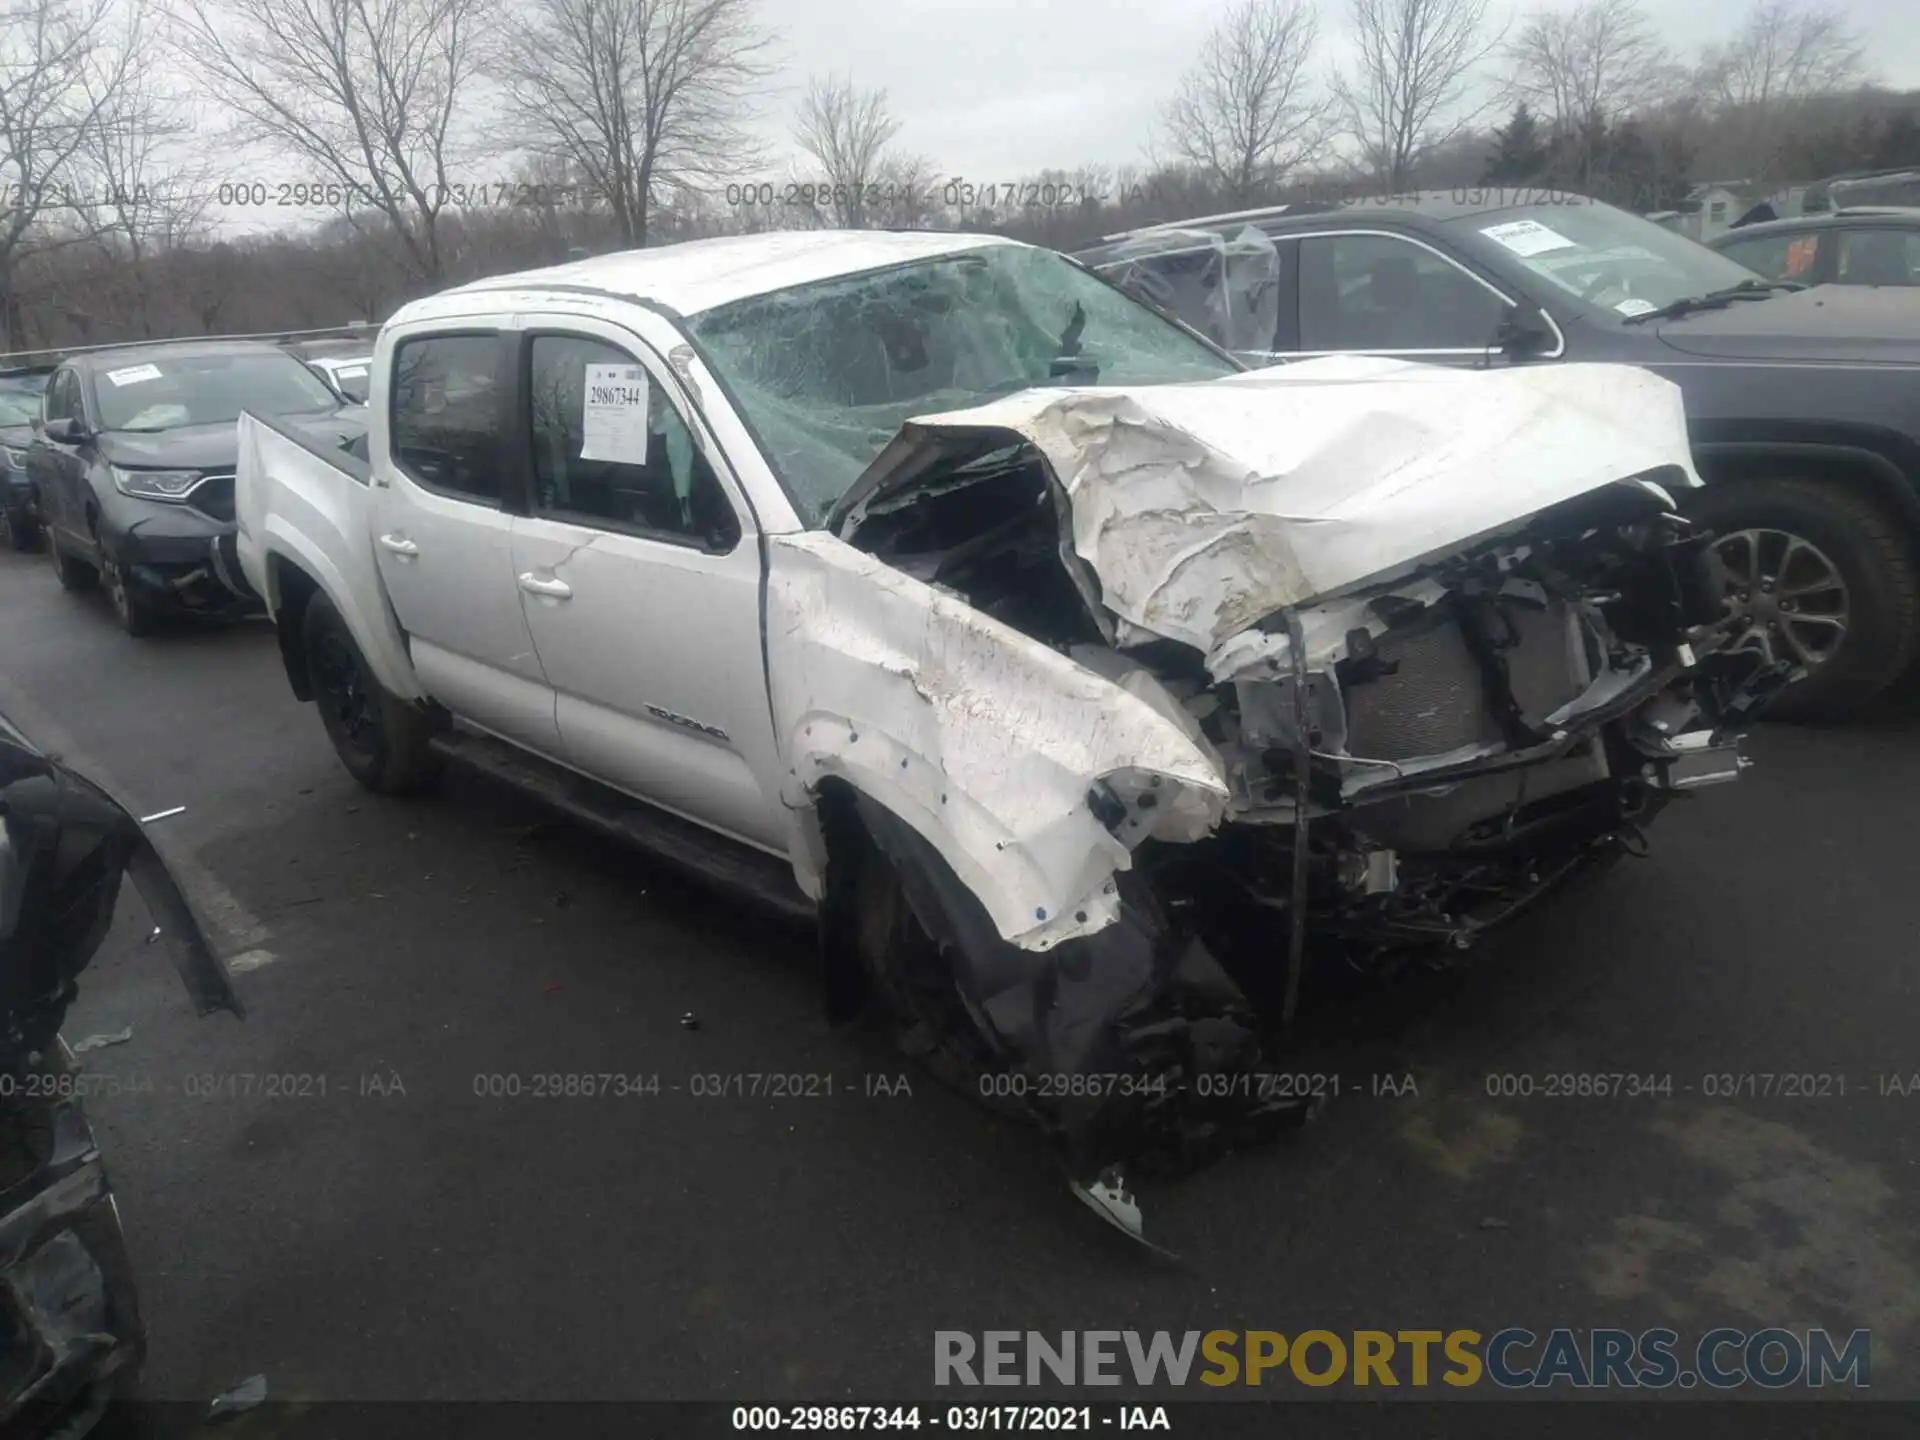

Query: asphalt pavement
left=2, top=542, right=1917, bottom=1413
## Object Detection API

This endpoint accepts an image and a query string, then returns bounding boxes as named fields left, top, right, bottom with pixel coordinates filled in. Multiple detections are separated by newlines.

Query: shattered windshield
left=684, top=243, right=1238, bottom=524
left=1447, top=202, right=1761, bottom=317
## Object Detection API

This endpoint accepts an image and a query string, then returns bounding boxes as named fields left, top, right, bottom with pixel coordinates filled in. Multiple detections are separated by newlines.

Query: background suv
left=1078, top=192, right=1920, bottom=718
left=26, top=340, right=365, bottom=636
left=1708, top=208, right=1920, bottom=287
left=0, top=366, right=52, bottom=551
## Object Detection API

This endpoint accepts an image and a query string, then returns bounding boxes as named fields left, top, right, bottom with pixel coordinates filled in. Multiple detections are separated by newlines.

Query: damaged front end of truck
left=771, top=356, right=1786, bottom=1241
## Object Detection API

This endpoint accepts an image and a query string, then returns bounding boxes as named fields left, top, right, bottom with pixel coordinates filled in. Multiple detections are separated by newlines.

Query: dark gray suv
left=1077, top=190, right=1920, bottom=718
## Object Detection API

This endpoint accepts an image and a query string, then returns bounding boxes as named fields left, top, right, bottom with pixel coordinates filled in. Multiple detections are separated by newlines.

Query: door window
left=1299, top=233, right=1509, bottom=351
left=1836, top=230, right=1920, bottom=286
left=42, top=370, right=75, bottom=424
left=390, top=335, right=503, bottom=503
left=1717, top=231, right=1823, bottom=282
left=525, top=335, right=738, bottom=549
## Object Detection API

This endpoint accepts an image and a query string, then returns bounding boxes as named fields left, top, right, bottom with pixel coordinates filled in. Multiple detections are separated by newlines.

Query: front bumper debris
left=1652, top=731, right=1750, bottom=790
left=0, top=1049, right=142, bottom=1433
left=117, top=534, right=259, bottom=616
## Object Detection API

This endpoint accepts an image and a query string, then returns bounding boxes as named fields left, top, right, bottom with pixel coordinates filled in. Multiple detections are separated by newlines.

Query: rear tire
left=300, top=588, right=441, bottom=793
left=1687, top=476, right=1919, bottom=720
left=47, top=528, right=95, bottom=590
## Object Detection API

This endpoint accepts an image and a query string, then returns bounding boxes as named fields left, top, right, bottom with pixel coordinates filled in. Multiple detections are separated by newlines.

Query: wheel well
left=267, top=555, right=320, bottom=702
left=813, top=778, right=878, bottom=1024
left=1692, top=444, right=1920, bottom=540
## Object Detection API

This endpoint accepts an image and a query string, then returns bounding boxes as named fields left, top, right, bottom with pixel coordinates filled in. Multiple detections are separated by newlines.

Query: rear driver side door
left=1293, top=230, right=1519, bottom=364
left=373, top=327, right=563, bottom=756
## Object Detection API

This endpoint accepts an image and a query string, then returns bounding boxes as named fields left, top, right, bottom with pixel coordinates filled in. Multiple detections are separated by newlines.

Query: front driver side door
left=372, top=326, right=562, bottom=756
left=1294, top=230, right=1518, bottom=365
left=506, top=321, right=785, bottom=854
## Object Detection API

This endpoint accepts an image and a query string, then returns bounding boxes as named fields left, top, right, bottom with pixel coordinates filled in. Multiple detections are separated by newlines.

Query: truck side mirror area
left=41, top=416, right=81, bottom=443
left=704, top=509, right=742, bottom=553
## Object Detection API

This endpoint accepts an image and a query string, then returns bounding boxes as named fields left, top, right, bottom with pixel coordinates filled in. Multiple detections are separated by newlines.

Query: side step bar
left=428, top=729, right=816, bottom=927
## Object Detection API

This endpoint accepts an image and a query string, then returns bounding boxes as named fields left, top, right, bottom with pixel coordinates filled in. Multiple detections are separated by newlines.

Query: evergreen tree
left=1482, top=103, right=1552, bottom=184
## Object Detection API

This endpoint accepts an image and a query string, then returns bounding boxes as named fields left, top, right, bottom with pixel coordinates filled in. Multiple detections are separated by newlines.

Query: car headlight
left=1, top=445, right=25, bottom=472
left=111, top=466, right=203, bottom=502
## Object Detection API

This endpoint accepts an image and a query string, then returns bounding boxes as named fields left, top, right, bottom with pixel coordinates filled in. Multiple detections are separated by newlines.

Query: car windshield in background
left=684, top=244, right=1240, bottom=524
left=93, top=351, right=340, bottom=432
left=0, top=382, right=44, bottom=427
left=327, top=362, right=372, bottom=403
left=1447, top=202, right=1765, bottom=317
left=302, top=353, right=374, bottom=403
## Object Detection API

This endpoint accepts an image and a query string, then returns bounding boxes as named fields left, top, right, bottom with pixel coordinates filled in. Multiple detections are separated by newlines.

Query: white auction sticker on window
left=1480, top=220, right=1577, bottom=258
left=1615, top=297, right=1658, bottom=316
left=335, top=363, right=370, bottom=379
left=581, top=364, right=650, bottom=462
left=105, top=363, right=163, bottom=386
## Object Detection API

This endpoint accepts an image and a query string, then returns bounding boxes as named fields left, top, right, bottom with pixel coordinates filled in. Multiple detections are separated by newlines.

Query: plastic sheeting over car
left=1078, top=225, right=1286, bottom=362
left=836, top=354, right=1702, bottom=654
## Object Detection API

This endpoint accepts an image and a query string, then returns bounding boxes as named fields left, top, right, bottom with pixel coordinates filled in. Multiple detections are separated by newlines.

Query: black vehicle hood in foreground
left=1654, top=285, right=1920, bottom=363
left=97, top=407, right=361, bottom=472
left=0, top=711, right=242, bottom=1061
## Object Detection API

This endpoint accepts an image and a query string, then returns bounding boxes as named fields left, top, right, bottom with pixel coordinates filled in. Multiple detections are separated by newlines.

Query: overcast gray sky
left=206, top=0, right=1920, bottom=235
left=753, top=0, right=1920, bottom=179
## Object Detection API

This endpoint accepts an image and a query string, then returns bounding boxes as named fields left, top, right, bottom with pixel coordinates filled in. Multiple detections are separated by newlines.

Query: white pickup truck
left=235, top=229, right=1778, bottom=1237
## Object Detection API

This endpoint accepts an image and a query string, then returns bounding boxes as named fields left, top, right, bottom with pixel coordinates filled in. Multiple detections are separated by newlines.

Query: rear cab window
left=390, top=335, right=504, bottom=503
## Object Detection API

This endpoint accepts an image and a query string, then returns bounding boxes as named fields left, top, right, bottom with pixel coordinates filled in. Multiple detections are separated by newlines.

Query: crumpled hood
left=834, top=354, right=1701, bottom=653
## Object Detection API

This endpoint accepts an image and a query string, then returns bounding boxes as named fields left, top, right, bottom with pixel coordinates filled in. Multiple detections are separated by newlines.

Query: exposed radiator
left=1343, top=601, right=1590, bottom=762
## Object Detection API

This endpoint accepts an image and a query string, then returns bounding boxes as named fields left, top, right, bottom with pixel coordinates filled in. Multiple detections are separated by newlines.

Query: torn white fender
left=767, top=532, right=1229, bottom=950
left=841, top=356, right=1701, bottom=653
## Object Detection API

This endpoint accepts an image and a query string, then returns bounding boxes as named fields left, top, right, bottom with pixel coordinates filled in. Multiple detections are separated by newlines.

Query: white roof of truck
left=413, top=229, right=1022, bottom=323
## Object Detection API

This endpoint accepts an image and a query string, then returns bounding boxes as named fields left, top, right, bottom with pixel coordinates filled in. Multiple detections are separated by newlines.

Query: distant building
left=1676, top=183, right=1751, bottom=242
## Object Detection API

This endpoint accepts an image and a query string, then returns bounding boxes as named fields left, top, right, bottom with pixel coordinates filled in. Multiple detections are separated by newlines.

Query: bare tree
left=498, top=0, right=774, bottom=250
left=0, top=0, right=138, bottom=349
left=74, top=22, right=215, bottom=338
left=1698, top=0, right=1867, bottom=177
left=174, top=240, right=242, bottom=332
left=1336, top=0, right=1501, bottom=190
left=1160, top=0, right=1334, bottom=203
left=1507, top=0, right=1674, bottom=184
left=790, top=74, right=903, bottom=229
left=870, top=152, right=944, bottom=230
left=170, top=0, right=494, bottom=286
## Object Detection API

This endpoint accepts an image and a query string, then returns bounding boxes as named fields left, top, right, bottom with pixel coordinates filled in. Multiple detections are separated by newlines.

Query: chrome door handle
left=518, top=573, right=572, bottom=600
left=378, top=533, right=419, bottom=558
